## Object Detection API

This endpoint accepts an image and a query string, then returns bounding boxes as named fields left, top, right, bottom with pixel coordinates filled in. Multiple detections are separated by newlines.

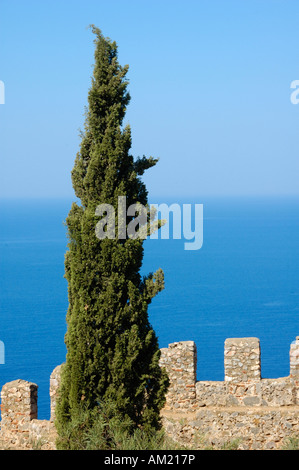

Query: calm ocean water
left=0, top=196, right=299, bottom=419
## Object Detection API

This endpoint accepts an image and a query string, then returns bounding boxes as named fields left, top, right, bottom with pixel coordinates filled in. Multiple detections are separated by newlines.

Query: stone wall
left=159, top=336, right=299, bottom=449
left=1, top=379, right=38, bottom=434
left=290, top=337, right=299, bottom=378
left=159, top=336, right=299, bottom=411
left=0, top=336, right=299, bottom=450
left=0, top=379, right=41, bottom=449
left=49, top=365, right=62, bottom=423
left=224, top=337, right=261, bottom=383
left=159, top=341, right=197, bottom=411
left=162, top=407, right=299, bottom=450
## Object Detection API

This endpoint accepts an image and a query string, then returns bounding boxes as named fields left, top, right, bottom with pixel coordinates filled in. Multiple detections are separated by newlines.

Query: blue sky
left=0, top=0, right=299, bottom=199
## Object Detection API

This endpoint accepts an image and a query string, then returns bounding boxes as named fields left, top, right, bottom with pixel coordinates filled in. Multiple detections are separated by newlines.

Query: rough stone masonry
left=159, top=336, right=299, bottom=449
left=1, top=336, right=299, bottom=450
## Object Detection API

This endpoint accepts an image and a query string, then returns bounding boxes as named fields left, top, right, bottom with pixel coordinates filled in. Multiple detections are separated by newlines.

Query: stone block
left=224, top=338, right=261, bottom=383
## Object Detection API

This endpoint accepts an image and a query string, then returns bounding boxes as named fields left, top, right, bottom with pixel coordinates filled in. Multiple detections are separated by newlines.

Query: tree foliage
left=55, top=27, right=168, bottom=442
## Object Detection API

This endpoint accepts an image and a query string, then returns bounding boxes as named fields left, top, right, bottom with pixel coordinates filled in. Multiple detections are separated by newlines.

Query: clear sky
left=0, top=0, right=299, bottom=199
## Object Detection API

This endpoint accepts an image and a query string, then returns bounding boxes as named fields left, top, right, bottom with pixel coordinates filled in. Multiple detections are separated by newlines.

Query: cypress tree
left=55, top=26, right=168, bottom=439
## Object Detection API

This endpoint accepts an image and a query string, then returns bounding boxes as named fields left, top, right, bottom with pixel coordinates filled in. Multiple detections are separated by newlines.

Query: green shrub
left=56, top=400, right=185, bottom=450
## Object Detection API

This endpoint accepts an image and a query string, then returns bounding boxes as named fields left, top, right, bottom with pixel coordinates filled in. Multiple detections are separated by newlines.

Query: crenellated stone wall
left=159, top=336, right=299, bottom=449
left=224, top=337, right=261, bottom=383
left=0, top=336, right=299, bottom=450
left=290, top=337, right=299, bottom=378
left=159, top=341, right=197, bottom=411
left=159, top=336, right=299, bottom=412
left=0, top=380, right=38, bottom=434
left=49, top=364, right=62, bottom=423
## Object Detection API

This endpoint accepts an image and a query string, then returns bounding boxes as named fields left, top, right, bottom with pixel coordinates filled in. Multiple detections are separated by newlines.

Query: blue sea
left=1, top=196, right=299, bottom=420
